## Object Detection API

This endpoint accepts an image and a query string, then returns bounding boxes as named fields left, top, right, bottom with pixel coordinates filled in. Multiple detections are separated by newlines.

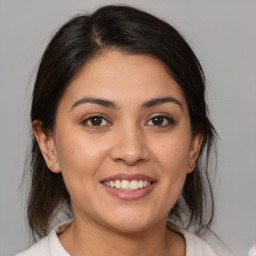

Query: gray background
left=0, top=0, right=255, bottom=256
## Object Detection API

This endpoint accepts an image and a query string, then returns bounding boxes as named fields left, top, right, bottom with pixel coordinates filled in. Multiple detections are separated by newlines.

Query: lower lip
left=102, top=183, right=155, bottom=200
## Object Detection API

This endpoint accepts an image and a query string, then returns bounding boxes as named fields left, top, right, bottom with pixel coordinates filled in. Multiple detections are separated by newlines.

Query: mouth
left=102, top=179, right=152, bottom=191
left=100, top=174, right=156, bottom=200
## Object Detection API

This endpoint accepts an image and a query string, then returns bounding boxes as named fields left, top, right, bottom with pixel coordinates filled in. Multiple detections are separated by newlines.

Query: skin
left=33, top=50, right=203, bottom=256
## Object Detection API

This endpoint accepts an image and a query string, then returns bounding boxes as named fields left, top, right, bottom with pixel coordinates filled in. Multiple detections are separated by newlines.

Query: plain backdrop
left=0, top=1, right=255, bottom=256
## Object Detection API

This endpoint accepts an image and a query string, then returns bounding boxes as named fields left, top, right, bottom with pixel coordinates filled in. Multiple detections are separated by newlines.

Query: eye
left=146, top=115, right=176, bottom=126
left=82, top=115, right=111, bottom=127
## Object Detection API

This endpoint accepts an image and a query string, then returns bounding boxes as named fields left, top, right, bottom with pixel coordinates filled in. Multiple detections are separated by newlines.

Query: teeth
left=138, top=180, right=144, bottom=188
left=121, top=180, right=129, bottom=190
left=130, top=180, right=138, bottom=190
left=115, top=180, right=121, bottom=189
left=103, top=180, right=152, bottom=190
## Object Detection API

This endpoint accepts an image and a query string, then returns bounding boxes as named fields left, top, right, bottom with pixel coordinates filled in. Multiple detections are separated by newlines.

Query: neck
left=58, top=216, right=185, bottom=256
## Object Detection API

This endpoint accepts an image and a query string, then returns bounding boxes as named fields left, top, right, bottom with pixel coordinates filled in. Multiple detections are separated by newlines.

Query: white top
left=15, top=220, right=219, bottom=256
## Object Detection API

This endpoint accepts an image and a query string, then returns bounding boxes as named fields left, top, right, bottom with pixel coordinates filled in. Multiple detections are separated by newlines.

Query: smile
left=100, top=174, right=156, bottom=200
left=103, top=180, right=151, bottom=191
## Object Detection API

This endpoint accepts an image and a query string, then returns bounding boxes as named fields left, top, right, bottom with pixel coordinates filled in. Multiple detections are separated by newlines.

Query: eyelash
left=146, top=115, right=177, bottom=127
left=81, top=114, right=111, bottom=128
left=81, top=114, right=176, bottom=128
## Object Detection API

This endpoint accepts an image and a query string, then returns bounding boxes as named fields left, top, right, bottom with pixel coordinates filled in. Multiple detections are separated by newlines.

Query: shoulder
left=15, top=220, right=72, bottom=256
left=15, top=235, right=51, bottom=256
left=181, top=229, right=219, bottom=256
left=167, top=223, right=219, bottom=256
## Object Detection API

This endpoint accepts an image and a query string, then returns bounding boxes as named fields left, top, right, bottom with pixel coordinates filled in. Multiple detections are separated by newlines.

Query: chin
left=108, top=221, right=151, bottom=234
left=101, top=211, right=160, bottom=234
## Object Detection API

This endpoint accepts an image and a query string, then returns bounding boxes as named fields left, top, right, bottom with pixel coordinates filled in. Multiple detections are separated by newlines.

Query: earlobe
left=187, top=131, right=204, bottom=174
left=32, top=120, right=61, bottom=173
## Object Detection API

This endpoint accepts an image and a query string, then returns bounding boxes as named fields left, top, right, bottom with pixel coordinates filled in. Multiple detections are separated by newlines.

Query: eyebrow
left=141, top=97, right=183, bottom=111
left=71, top=97, right=119, bottom=110
left=71, top=96, right=183, bottom=111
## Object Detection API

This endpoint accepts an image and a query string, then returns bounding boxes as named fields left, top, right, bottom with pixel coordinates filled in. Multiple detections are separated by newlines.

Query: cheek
left=54, top=129, right=110, bottom=193
left=152, top=133, right=191, bottom=174
left=56, top=126, right=106, bottom=167
left=144, top=135, right=191, bottom=219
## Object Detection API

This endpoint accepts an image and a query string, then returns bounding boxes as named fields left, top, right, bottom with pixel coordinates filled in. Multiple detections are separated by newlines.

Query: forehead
left=60, top=50, right=187, bottom=108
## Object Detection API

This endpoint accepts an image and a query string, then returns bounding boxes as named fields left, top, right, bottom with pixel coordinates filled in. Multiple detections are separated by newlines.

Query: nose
left=110, top=125, right=150, bottom=166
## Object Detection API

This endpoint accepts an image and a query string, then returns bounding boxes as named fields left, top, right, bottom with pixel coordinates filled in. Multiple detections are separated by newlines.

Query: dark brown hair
left=27, top=4, right=217, bottom=238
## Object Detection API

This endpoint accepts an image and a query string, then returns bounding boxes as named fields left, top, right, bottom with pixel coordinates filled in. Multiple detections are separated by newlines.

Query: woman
left=17, top=5, right=219, bottom=256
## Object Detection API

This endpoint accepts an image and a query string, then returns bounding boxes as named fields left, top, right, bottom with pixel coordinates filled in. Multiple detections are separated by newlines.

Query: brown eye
left=90, top=116, right=103, bottom=126
left=146, top=115, right=177, bottom=126
left=152, top=116, right=164, bottom=125
left=82, top=115, right=110, bottom=127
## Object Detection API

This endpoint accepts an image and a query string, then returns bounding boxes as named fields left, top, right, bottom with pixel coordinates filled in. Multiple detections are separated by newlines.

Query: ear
left=187, top=131, right=204, bottom=174
left=32, top=120, right=61, bottom=173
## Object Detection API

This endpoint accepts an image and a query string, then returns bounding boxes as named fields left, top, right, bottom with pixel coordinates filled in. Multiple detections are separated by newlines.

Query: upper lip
left=100, top=173, right=156, bottom=183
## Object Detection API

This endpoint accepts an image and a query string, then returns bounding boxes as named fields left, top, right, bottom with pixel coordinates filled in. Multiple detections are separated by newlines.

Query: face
left=35, top=50, right=202, bottom=233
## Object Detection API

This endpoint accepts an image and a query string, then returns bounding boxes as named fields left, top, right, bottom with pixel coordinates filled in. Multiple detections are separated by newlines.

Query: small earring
left=189, top=163, right=194, bottom=170
left=51, top=164, right=54, bottom=169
